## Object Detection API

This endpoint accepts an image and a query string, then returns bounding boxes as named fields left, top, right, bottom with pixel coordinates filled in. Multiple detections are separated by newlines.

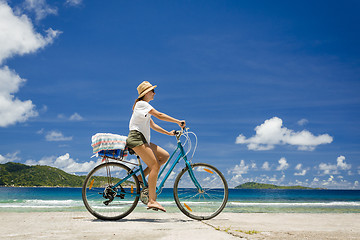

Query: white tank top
left=129, top=101, right=153, bottom=143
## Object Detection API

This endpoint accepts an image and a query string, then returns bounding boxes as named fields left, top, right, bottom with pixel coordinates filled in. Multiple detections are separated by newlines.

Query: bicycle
left=82, top=128, right=228, bottom=220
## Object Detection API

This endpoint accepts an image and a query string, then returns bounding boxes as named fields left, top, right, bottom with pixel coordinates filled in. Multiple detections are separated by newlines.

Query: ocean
left=1, top=187, right=359, bottom=213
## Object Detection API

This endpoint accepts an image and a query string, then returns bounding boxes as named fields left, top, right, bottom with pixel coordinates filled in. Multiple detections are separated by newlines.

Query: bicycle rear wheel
left=173, top=163, right=228, bottom=220
left=82, top=162, right=140, bottom=220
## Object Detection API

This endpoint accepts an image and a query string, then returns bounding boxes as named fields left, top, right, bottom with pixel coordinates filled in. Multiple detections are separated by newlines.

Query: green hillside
left=0, top=162, right=85, bottom=187
left=0, top=162, right=134, bottom=187
left=235, top=182, right=321, bottom=190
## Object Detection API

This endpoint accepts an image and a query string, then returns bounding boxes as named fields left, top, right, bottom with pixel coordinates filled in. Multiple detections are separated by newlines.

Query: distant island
left=235, top=182, right=323, bottom=190
left=0, top=162, right=133, bottom=187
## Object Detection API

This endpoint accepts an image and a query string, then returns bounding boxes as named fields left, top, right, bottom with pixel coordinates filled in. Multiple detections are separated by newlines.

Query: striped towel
left=91, top=133, right=127, bottom=153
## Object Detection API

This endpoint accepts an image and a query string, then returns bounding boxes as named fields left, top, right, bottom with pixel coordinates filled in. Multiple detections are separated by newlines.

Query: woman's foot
left=147, top=201, right=166, bottom=212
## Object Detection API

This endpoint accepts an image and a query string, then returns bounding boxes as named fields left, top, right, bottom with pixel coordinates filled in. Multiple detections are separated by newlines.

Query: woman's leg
left=132, top=143, right=165, bottom=211
left=150, top=143, right=170, bottom=165
left=138, top=143, right=170, bottom=181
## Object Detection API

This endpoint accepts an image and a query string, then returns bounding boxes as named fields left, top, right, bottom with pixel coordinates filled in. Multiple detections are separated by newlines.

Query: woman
left=126, top=81, right=185, bottom=212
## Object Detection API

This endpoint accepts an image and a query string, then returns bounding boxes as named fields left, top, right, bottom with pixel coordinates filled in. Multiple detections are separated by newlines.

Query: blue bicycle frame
left=111, top=135, right=203, bottom=197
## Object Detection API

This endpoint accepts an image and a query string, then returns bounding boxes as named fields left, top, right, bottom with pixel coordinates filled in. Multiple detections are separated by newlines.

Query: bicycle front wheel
left=173, top=163, right=228, bottom=220
left=82, top=162, right=140, bottom=220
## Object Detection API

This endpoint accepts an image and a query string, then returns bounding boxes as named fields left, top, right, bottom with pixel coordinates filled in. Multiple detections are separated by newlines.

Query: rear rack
left=97, top=149, right=140, bottom=167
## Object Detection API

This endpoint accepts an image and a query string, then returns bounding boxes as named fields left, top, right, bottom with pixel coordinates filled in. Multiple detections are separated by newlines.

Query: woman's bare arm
left=149, top=108, right=185, bottom=128
left=150, top=119, right=174, bottom=135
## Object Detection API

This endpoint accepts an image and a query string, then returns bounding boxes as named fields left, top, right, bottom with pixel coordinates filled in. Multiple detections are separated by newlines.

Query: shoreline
left=0, top=186, right=83, bottom=188
left=2, top=186, right=360, bottom=191
left=1, top=212, right=359, bottom=239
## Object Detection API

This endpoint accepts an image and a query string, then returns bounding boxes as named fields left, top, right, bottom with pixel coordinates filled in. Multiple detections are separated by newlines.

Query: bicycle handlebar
left=174, top=130, right=182, bottom=138
left=174, top=127, right=190, bottom=140
left=174, top=127, right=197, bottom=161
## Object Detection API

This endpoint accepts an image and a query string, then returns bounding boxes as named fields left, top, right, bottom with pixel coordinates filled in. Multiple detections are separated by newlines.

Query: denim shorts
left=126, top=130, right=148, bottom=149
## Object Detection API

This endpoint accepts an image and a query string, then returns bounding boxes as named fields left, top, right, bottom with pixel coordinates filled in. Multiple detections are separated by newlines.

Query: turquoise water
left=226, top=189, right=360, bottom=213
left=1, top=187, right=360, bottom=213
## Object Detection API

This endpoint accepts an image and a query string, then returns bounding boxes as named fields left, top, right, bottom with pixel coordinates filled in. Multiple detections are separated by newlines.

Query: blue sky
left=0, top=0, right=359, bottom=189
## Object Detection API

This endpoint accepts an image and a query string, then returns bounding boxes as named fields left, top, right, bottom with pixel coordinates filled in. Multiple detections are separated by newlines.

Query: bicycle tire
left=173, top=163, right=228, bottom=220
left=82, top=162, right=140, bottom=220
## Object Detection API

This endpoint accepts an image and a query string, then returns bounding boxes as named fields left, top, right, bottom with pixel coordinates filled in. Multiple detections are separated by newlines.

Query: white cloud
left=261, top=161, right=271, bottom=171
left=311, top=175, right=358, bottom=189
left=45, top=130, right=73, bottom=141
left=228, top=160, right=250, bottom=176
left=58, top=112, right=84, bottom=121
left=294, top=169, right=307, bottom=176
left=251, top=162, right=257, bottom=169
left=65, top=0, right=83, bottom=7
left=235, top=117, right=333, bottom=151
left=328, top=175, right=334, bottom=182
left=228, top=160, right=271, bottom=187
left=295, top=163, right=302, bottom=170
left=294, top=163, right=307, bottom=176
left=0, top=66, right=38, bottom=127
left=267, top=174, right=286, bottom=184
left=36, top=128, right=44, bottom=134
left=0, top=151, right=21, bottom=163
left=319, top=163, right=338, bottom=175
left=69, top=112, right=83, bottom=121
left=297, top=118, right=309, bottom=126
left=0, top=2, right=60, bottom=127
left=294, top=179, right=305, bottom=186
left=336, top=155, right=351, bottom=170
left=319, top=155, right=352, bottom=175
left=276, top=157, right=289, bottom=171
left=57, top=114, right=66, bottom=119
left=0, top=2, right=61, bottom=64
left=268, top=175, right=278, bottom=182
left=165, top=142, right=177, bottom=151
left=25, top=153, right=100, bottom=173
left=21, top=0, right=58, bottom=21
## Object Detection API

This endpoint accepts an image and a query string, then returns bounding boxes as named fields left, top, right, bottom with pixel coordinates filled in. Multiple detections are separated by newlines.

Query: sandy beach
left=1, top=212, right=359, bottom=240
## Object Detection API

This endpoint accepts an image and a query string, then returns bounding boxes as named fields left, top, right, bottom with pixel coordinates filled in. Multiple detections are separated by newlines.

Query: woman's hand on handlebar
left=168, top=121, right=186, bottom=136
left=178, top=120, right=186, bottom=129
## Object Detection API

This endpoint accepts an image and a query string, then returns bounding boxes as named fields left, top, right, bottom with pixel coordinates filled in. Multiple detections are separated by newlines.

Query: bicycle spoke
left=174, top=163, right=228, bottom=220
left=82, top=162, right=139, bottom=220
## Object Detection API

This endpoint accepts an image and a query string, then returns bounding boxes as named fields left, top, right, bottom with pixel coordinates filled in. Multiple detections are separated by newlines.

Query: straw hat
left=137, top=81, right=157, bottom=98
